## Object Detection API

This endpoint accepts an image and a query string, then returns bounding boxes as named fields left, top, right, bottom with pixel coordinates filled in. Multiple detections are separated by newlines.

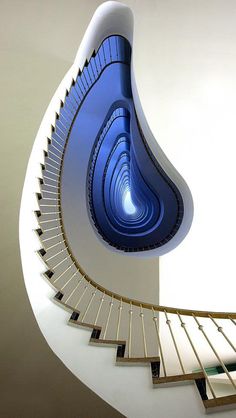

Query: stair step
left=90, top=338, right=126, bottom=346
left=69, top=319, right=101, bottom=331
left=52, top=296, right=80, bottom=314
left=153, top=372, right=205, bottom=385
left=117, top=356, right=160, bottom=364
left=203, top=394, right=236, bottom=412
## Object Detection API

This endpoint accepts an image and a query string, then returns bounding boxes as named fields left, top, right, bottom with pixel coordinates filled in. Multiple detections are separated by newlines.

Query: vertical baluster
left=53, top=261, right=75, bottom=284
left=40, top=217, right=62, bottom=224
left=229, top=316, right=236, bottom=326
left=60, top=268, right=77, bottom=290
left=164, top=311, right=185, bottom=374
left=152, top=308, right=167, bottom=377
left=209, top=316, right=236, bottom=353
left=140, top=305, right=148, bottom=358
left=41, top=232, right=63, bottom=242
left=51, top=253, right=71, bottom=270
left=64, top=277, right=83, bottom=304
left=178, top=313, right=216, bottom=399
left=46, top=238, right=65, bottom=251
left=74, top=281, right=90, bottom=309
left=193, top=315, right=236, bottom=391
left=81, top=287, right=97, bottom=323
left=116, top=298, right=123, bottom=340
left=103, top=296, right=114, bottom=340
left=94, top=292, right=105, bottom=325
left=45, top=246, right=68, bottom=262
left=128, top=302, right=133, bottom=358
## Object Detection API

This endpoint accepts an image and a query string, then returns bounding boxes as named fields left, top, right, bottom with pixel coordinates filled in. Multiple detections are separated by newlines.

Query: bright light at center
left=123, top=190, right=136, bottom=215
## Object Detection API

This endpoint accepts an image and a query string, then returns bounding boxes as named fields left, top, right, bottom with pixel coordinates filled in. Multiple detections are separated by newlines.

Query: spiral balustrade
left=33, top=33, right=236, bottom=413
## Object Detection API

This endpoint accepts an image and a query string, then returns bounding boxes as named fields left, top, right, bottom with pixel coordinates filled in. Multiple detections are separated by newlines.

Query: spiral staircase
left=20, top=2, right=236, bottom=417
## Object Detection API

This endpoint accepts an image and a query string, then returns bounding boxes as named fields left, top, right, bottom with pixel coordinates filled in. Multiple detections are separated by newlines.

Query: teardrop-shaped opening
left=82, top=35, right=187, bottom=252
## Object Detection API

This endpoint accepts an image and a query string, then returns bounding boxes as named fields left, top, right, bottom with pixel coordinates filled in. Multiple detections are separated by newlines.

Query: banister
left=35, top=37, right=236, bottom=319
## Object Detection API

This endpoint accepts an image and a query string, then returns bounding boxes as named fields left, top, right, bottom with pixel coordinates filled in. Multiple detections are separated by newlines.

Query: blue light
left=123, top=190, right=137, bottom=215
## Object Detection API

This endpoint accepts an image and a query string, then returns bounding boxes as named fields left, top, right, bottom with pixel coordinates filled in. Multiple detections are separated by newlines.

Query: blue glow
left=123, top=190, right=137, bottom=215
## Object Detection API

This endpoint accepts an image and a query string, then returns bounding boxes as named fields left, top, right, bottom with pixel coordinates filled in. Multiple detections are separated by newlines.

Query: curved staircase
left=19, top=2, right=236, bottom=416
left=33, top=32, right=236, bottom=414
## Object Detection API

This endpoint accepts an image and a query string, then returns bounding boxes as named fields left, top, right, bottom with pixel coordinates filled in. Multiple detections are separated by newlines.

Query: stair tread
left=117, top=356, right=160, bottom=363
left=153, top=372, right=205, bottom=384
left=90, top=338, right=126, bottom=345
left=203, top=394, right=236, bottom=410
left=69, top=319, right=101, bottom=330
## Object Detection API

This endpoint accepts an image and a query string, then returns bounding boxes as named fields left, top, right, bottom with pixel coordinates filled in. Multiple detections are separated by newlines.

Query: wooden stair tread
left=69, top=319, right=101, bottom=330
left=117, top=356, right=160, bottom=363
left=90, top=338, right=126, bottom=345
left=153, top=372, right=205, bottom=384
left=53, top=295, right=80, bottom=314
left=203, top=394, right=236, bottom=410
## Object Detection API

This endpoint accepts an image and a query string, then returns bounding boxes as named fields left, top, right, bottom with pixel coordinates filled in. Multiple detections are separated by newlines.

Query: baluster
left=152, top=308, right=166, bottom=377
left=50, top=143, right=63, bottom=154
left=103, top=296, right=114, bottom=340
left=40, top=217, right=61, bottom=224
left=45, top=246, right=68, bottom=262
left=140, top=305, right=148, bottom=358
left=128, top=302, right=133, bottom=358
left=40, top=211, right=61, bottom=216
left=43, top=175, right=59, bottom=183
left=46, top=239, right=65, bottom=251
left=44, top=163, right=60, bottom=173
left=51, top=254, right=71, bottom=270
left=64, top=277, right=83, bottom=304
left=81, top=288, right=97, bottom=323
left=229, top=316, right=236, bottom=326
left=45, top=156, right=60, bottom=167
left=44, top=166, right=60, bottom=174
left=48, top=149, right=62, bottom=161
left=74, top=281, right=90, bottom=309
left=193, top=315, right=236, bottom=391
left=94, top=292, right=105, bottom=325
left=164, top=311, right=185, bottom=374
left=57, top=112, right=70, bottom=129
left=42, top=183, right=60, bottom=189
left=209, top=316, right=236, bottom=353
left=60, top=269, right=78, bottom=290
left=178, top=313, right=216, bottom=399
left=41, top=233, right=63, bottom=243
left=53, top=261, right=75, bottom=284
left=42, top=190, right=59, bottom=197
left=116, top=298, right=123, bottom=340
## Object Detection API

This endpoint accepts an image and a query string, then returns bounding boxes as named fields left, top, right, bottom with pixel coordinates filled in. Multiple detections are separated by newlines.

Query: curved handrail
left=55, top=215, right=236, bottom=319
left=36, top=36, right=236, bottom=320
left=37, top=120, right=236, bottom=318
left=37, top=175, right=236, bottom=319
